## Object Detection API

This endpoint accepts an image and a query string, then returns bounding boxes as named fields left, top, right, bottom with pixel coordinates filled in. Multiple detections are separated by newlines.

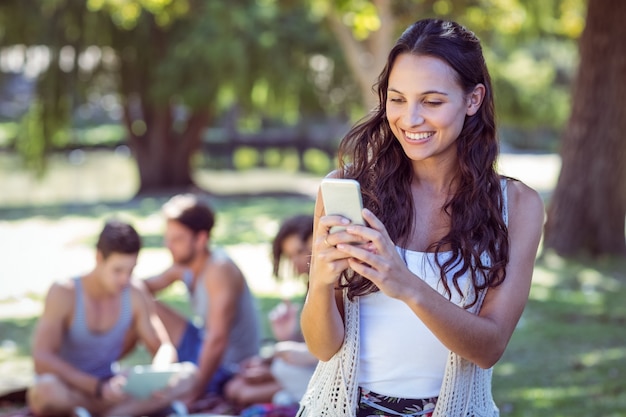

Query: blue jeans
left=177, top=322, right=235, bottom=394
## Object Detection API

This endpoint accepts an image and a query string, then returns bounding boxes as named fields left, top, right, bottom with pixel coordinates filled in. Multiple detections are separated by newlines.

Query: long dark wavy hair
left=338, top=19, right=509, bottom=306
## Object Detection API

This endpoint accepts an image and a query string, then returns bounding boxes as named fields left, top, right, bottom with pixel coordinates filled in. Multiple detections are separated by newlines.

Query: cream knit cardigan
left=297, top=180, right=508, bottom=417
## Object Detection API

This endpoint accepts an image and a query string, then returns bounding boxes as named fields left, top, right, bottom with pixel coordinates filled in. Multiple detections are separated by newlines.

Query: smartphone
left=320, top=178, right=365, bottom=233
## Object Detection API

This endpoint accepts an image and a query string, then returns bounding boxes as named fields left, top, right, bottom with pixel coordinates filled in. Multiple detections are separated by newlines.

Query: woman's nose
left=405, top=104, right=425, bottom=126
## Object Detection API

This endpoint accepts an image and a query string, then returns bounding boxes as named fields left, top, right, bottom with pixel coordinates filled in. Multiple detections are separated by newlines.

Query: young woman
left=297, top=19, right=544, bottom=417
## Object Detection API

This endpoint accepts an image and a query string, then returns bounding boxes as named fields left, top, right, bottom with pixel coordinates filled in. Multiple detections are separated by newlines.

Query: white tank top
left=358, top=248, right=471, bottom=398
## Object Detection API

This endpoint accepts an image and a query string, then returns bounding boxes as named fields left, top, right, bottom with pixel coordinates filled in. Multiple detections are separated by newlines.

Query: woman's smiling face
left=385, top=53, right=482, bottom=165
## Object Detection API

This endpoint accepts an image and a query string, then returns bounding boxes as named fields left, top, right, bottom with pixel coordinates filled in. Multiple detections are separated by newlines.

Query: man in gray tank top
left=27, top=220, right=197, bottom=417
left=144, top=194, right=261, bottom=405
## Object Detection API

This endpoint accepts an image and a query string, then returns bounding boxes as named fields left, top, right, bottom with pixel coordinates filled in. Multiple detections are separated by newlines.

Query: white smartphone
left=320, top=178, right=365, bottom=233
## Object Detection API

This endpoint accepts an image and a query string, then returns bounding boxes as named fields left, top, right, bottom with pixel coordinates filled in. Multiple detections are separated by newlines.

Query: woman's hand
left=300, top=191, right=373, bottom=361
left=308, top=214, right=360, bottom=288
left=268, top=300, right=299, bottom=342
left=336, top=209, right=416, bottom=301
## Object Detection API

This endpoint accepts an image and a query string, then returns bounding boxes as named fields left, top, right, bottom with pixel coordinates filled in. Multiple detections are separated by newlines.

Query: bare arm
left=129, top=284, right=178, bottom=365
left=268, top=300, right=300, bottom=342
left=31, top=282, right=100, bottom=397
left=143, top=264, right=186, bottom=295
left=341, top=180, right=545, bottom=368
left=299, top=187, right=354, bottom=361
left=192, top=260, right=242, bottom=398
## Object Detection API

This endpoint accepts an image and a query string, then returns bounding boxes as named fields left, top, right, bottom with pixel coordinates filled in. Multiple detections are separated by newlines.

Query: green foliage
left=225, top=147, right=332, bottom=173
left=487, top=40, right=578, bottom=131
left=312, top=0, right=586, bottom=148
left=453, top=0, right=585, bottom=138
left=0, top=0, right=590, bottom=165
left=262, top=148, right=301, bottom=171
left=15, top=99, right=70, bottom=176
left=72, top=124, right=126, bottom=146
left=330, top=0, right=382, bottom=40
left=233, top=147, right=261, bottom=171
left=0, top=122, right=18, bottom=147
left=0, top=0, right=354, bottom=178
left=86, top=0, right=351, bottom=118
left=463, top=0, right=585, bottom=134
left=303, top=148, right=333, bottom=175
left=87, top=0, right=191, bottom=29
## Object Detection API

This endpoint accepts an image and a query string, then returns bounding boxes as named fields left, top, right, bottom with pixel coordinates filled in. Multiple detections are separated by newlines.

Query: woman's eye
left=424, top=101, right=443, bottom=106
left=388, top=97, right=404, bottom=103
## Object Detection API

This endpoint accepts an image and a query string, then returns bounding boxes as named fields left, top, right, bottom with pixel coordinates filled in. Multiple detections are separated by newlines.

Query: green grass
left=2, top=244, right=625, bottom=416
left=493, top=253, right=626, bottom=416
left=0, top=151, right=624, bottom=416
left=0, top=177, right=316, bottom=400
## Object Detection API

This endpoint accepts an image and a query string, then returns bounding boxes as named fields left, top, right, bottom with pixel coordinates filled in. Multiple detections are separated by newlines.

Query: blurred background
left=0, top=1, right=625, bottom=416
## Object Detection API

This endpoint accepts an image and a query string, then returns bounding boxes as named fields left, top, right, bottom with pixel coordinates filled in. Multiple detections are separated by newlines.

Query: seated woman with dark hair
left=224, top=214, right=317, bottom=411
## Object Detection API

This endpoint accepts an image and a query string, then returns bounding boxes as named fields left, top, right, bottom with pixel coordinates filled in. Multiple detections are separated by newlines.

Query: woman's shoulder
left=503, top=177, right=543, bottom=204
left=502, top=177, right=545, bottom=226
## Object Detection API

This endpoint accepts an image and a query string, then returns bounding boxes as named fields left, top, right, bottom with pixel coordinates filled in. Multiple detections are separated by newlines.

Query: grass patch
left=0, top=161, right=624, bottom=415
left=0, top=317, right=36, bottom=357
left=2, top=249, right=624, bottom=416
left=493, top=252, right=626, bottom=416
left=0, top=192, right=315, bottom=398
left=72, top=124, right=126, bottom=147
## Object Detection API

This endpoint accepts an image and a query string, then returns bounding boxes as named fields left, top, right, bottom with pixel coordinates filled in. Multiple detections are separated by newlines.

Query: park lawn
left=2, top=255, right=625, bottom=417
left=0, top=193, right=625, bottom=416
left=493, top=253, right=626, bottom=417
left=0, top=193, right=316, bottom=408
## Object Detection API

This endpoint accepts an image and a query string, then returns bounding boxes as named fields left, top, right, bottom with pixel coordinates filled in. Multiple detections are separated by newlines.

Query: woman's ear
left=466, top=83, right=486, bottom=116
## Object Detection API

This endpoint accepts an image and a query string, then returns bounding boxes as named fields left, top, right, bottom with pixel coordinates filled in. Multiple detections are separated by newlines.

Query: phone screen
left=320, top=178, right=365, bottom=233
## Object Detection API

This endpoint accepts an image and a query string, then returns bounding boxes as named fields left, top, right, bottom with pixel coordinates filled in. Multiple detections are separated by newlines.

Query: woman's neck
left=410, top=154, right=459, bottom=194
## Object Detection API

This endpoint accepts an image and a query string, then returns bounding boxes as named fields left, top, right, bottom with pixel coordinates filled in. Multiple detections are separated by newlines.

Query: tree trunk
left=543, top=0, right=626, bottom=257
left=125, top=103, right=210, bottom=195
left=328, top=0, right=395, bottom=110
left=113, top=18, right=213, bottom=196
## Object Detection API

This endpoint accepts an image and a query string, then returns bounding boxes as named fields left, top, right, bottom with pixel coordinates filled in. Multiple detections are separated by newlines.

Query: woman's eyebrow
left=387, top=87, right=449, bottom=96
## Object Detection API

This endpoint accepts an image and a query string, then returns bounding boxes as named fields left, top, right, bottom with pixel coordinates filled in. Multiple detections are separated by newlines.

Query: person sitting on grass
left=26, top=220, right=197, bottom=417
left=225, top=214, right=318, bottom=412
left=142, top=194, right=261, bottom=409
